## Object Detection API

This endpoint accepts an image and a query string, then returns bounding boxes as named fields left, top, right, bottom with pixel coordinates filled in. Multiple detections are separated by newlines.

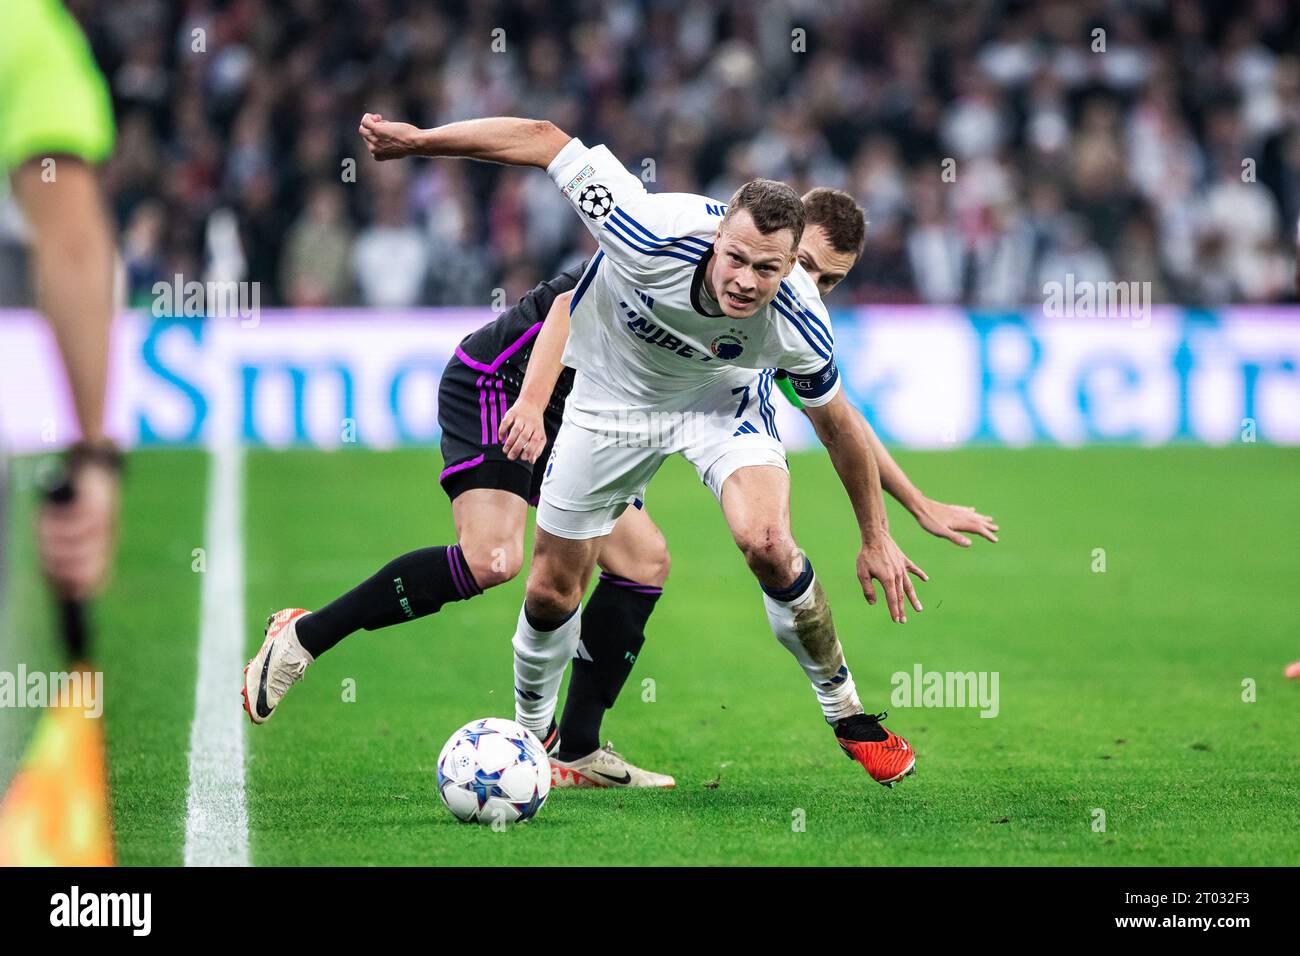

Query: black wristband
left=66, top=441, right=126, bottom=476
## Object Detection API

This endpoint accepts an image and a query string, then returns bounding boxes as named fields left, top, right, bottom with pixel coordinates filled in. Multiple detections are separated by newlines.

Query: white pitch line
left=184, top=441, right=250, bottom=866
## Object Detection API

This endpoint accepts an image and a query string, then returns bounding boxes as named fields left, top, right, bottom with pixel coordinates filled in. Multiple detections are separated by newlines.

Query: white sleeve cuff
left=546, top=136, right=587, bottom=182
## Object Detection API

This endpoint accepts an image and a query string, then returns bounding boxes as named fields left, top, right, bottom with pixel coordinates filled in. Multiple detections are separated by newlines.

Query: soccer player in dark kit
left=244, top=266, right=676, bottom=788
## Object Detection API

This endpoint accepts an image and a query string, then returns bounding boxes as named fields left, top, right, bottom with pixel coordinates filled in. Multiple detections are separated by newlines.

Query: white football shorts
left=536, top=368, right=787, bottom=539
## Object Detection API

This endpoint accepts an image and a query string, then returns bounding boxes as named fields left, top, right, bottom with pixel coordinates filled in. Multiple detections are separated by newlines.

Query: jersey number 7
left=730, top=385, right=751, bottom=418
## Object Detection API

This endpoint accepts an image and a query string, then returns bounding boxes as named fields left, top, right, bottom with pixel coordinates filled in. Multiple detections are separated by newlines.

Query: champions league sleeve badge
left=577, top=183, right=614, bottom=220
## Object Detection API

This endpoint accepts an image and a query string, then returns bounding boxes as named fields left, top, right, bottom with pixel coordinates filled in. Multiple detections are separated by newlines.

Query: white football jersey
left=546, top=138, right=840, bottom=422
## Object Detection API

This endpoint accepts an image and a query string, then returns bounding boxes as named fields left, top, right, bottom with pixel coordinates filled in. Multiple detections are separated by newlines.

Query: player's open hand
left=499, top=400, right=547, bottom=463
left=911, top=496, right=999, bottom=547
left=857, top=534, right=927, bottom=624
left=38, top=461, right=120, bottom=601
left=358, top=113, right=420, bottom=161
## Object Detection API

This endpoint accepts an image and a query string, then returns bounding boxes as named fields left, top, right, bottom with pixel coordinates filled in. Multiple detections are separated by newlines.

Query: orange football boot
left=833, top=712, right=916, bottom=787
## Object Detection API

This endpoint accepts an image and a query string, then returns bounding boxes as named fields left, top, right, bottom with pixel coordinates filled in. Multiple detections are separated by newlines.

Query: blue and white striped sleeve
left=773, top=280, right=840, bottom=406
left=546, top=138, right=711, bottom=275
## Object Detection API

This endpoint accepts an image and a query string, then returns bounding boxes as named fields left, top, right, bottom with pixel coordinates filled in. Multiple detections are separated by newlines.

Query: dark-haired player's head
left=711, top=179, right=805, bottom=318
left=798, top=187, right=866, bottom=297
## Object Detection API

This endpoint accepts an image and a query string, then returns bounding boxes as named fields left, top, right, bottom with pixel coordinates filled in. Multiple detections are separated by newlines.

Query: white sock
left=512, top=603, right=582, bottom=736
left=763, top=569, right=863, bottom=723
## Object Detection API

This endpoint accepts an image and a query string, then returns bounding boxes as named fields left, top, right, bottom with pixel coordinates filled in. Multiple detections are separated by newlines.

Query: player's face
left=710, top=209, right=796, bottom=318
left=797, top=225, right=859, bottom=297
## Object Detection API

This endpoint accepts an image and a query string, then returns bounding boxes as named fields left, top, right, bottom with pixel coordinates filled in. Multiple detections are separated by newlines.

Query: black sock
left=557, top=572, right=662, bottom=760
left=295, top=545, right=482, bottom=657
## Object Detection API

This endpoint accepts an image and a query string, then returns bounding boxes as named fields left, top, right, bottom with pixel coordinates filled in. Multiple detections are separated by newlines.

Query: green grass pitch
left=3, top=445, right=1298, bottom=865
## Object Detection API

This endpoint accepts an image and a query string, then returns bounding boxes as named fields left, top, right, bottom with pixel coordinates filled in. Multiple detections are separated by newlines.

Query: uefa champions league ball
left=436, top=718, right=551, bottom=825
left=577, top=183, right=613, bottom=219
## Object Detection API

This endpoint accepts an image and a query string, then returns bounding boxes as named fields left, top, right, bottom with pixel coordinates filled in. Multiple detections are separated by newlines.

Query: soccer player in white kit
left=360, top=114, right=926, bottom=785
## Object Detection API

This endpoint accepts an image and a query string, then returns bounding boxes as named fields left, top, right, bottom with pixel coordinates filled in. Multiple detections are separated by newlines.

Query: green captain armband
left=774, top=370, right=804, bottom=410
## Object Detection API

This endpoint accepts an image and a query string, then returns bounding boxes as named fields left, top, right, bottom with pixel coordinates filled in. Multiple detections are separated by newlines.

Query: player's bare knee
left=523, top=577, right=580, bottom=622
left=735, top=526, right=798, bottom=583
left=641, top=542, right=671, bottom=587
left=620, top=527, right=670, bottom=587
left=459, top=538, right=523, bottom=590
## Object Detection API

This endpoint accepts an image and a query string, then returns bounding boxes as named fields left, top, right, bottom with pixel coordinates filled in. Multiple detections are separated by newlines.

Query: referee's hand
left=38, top=459, right=120, bottom=601
left=499, top=400, right=546, bottom=464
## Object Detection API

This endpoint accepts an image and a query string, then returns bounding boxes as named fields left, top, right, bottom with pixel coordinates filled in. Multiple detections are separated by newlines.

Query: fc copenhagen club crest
left=710, top=332, right=745, bottom=359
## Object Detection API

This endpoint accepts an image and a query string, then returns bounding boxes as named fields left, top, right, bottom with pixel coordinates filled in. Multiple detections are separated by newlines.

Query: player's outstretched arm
left=499, top=290, right=574, bottom=463
left=851, top=407, right=999, bottom=547
left=358, top=113, right=571, bottom=169
left=804, top=390, right=927, bottom=624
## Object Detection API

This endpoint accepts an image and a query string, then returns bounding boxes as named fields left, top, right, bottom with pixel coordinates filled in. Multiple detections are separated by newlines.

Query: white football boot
left=550, top=742, right=676, bottom=789
left=242, top=608, right=314, bottom=725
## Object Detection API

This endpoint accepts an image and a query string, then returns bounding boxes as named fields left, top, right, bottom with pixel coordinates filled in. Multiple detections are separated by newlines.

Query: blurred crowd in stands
left=7, top=0, right=1298, bottom=308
